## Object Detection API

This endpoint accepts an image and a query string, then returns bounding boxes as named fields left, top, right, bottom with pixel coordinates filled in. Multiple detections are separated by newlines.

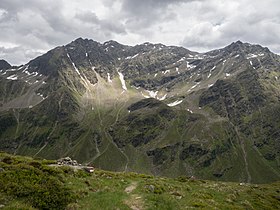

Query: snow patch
left=246, top=54, right=257, bottom=59
left=107, top=73, right=112, bottom=83
left=131, top=54, right=139, bottom=59
left=118, top=71, right=127, bottom=91
left=22, top=66, right=31, bottom=75
left=7, top=74, right=18, bottom=80
left=158, top=94, right=167, bottom=101
left=167, top=100, right=183, bottom=107
left=208, top=84, right=214, bottom=87
left=141, top=89, right=167, bottom=101
left=210, top=66, right=216, bottom=71
left=154, top=73, right=158, bottom=77
left=246, top=53, right=264, bottom=59
left=36, top=92, right=47, bottom=100
left=29, top=72, right=38, bottom=77
left=188, top=82, right=200, bottom=92
left=162, top=70, right=170, bottom=74
left=67, top=53, right=81, bottom=75
left=177, top=57, right=186, bottom=62
left=187, top=61, right=196, bottom=69
left=187, top=108, right=193, bottom=113
left=208, top=66, right=216, bottom=78
left=133, top=86, right=140, bottom=90
left=141, top=91, right=150, bottom=98
left=194, top=55, right=205, bottom=59
left=225, top=73, right=231, bottom=77
left=125, top=54, right=138, bottom=60
left=147, top=90, right=158, bottom=98
left=6, top=68, right=19, bottom=72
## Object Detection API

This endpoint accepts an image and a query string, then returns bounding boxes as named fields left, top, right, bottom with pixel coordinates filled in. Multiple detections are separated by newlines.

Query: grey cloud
left=181, top=0, right=280, bottom=53
left=75, top=11, right=100, bottom=24
left=120, top=0, right=194, bottom=29
left=0, top=0, right=127, bottom=65
left=0, top=46, right=44, bottom=65
left=75, top=11, right=126, bottom=34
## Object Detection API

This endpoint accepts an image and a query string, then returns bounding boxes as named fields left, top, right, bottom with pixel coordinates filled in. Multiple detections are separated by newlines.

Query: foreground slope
left=0, top=39, right=280, bottom=183
left=0, top=153, right=280, bottom=209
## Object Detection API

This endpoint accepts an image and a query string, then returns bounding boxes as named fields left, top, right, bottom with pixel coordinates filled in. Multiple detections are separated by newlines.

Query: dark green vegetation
left=0, top=153, right=280, bottom=209
left=0, top=39, right=280, bottom=184
left=0, top=153, right=74, bottom=209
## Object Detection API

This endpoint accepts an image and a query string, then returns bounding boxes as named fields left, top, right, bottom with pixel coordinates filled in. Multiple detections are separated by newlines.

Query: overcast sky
left=0, top=0, right=279, bottom=65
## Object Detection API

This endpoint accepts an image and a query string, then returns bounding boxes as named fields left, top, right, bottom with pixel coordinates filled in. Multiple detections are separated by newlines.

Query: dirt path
left=125, top=182, right=137, bottom=194
left=124, top=182, right=144, bottom=210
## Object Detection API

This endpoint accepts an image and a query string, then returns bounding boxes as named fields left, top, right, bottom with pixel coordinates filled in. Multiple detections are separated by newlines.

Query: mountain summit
left=0, top=59, right=11, bottom=70
left=0, top=38, right=280, bottom=183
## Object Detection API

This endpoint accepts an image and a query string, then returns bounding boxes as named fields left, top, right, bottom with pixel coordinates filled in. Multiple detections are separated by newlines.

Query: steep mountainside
left=0, top=38, right=280, bottom=183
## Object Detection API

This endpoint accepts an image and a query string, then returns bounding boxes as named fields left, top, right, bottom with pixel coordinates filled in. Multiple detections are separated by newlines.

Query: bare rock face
left=0, top=60, right=11, bottom=70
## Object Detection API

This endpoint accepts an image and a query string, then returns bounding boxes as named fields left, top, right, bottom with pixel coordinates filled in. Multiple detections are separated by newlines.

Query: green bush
left=0, top=164, right=75, bottom=209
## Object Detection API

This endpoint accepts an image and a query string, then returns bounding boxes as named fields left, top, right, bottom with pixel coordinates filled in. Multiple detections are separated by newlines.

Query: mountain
left=0, top=60, right=11, bottom=70
left=0, top=38, right=280, bottom=183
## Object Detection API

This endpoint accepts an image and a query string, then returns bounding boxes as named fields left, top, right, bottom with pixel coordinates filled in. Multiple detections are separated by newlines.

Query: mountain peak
left=68, top=37, right=100, bottom=48
left=223, top=40, right=271, bottom=55
left=0, top=59, right=11, bottom=70
left=230, top=40, right=244, bottom=46
left=103, top=40, right=120, bottom=45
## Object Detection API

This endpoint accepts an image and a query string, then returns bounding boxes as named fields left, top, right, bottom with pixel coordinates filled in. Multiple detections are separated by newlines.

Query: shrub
left=0, top=166, right=75, bottom=209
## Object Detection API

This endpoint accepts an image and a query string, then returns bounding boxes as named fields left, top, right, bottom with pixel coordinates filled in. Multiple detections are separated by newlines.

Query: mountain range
left=0, top=38, right=280, bottom=183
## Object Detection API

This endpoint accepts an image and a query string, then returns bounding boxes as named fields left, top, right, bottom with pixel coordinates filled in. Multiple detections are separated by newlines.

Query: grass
left=0, top=152, right=279, bottom=209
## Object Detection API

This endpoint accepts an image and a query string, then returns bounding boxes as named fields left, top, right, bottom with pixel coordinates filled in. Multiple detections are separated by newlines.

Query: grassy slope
left=0, top=153, right=280, bottom=210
